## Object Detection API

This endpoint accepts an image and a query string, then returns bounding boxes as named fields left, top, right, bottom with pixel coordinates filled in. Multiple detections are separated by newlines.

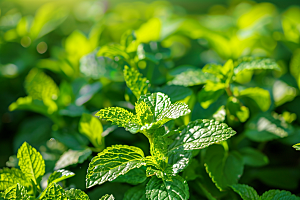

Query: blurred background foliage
left=1, top=0, right=300, bottom=199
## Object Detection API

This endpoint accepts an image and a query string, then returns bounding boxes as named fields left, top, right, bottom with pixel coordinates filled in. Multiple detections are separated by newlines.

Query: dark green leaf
left=204, top=144, right=244, bottom=191
left=123, top=184, right=147, bottom=200
left=55, top=149, right=92, bottom=170
left=112, top=167, right=147, bottom=185
left=231, top=184, right=259, bottom=200
left=197, top=82, right=226, bottom=109
left=227, top=97, right=249, bottom=122
left=259, top=190, right=300, bottom=200
left=239, top=147, right=269, bottom=167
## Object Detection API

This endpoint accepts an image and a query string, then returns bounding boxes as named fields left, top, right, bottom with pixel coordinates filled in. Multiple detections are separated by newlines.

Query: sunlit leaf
left=0, top=168, right=30, bottom=190
left=3, top=183, right=30, bottom=200
left=65, top=189, right=89, bottom=200
left=99, top=194, right=115, bottom=200
left=234, top=57, right=280, bottom=75
left=41, top=183, right=66, bottom=200
left=227, top=97, right=249, bottom=122
left=197, top=82, right=226, bottom=109
left=292, top=143, right=300, bottom=151
left=48, top=170, right=75, bottom=185
left=86, top=145, right=146, bottom=188
left=238, top=87, right=271, bottom=112
left=17, top=142, right=45, bottom=185
left=55, top=149, right=92, bottom=170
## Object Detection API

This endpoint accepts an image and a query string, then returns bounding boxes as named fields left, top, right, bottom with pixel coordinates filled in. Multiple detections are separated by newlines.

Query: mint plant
left=86, top=66, right=237, bottom=199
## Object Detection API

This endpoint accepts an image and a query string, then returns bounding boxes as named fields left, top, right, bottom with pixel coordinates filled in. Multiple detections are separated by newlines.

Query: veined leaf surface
left=99, top=194, right=115, bottom=200
left=0, top=168, right=30, bottom=190
left=17, top=142, right=45, bottom=185
left=65, top=189, right=89, bottom=200
left=231, top=184, right=259, bottom=200
left=3, top=183, right=30, bottom=200
left=234, top=57, right=280, bottom=75
left=86, top=145, right=146, bottom=188
left=48, top=170, right=75, bottom=185
left=259, top=190, right=300, bottom=200
left=146, top=175, right=189, bottom=200
left=41, top=183, right=66, bottom=200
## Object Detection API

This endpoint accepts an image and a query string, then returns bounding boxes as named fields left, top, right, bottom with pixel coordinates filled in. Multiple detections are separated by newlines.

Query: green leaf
left=99, top=194, right=115, bottom=200
left=124, top=65, right=150, bottom=99
left=245, top=113, right=294, bottom=142
left=3, top=183, right=30, bottom=200
left=168, top=119, right=236, bottom=151
left=226, top=97, right=249, bottom=122
left=145, top=175, right=189, bottom=200
left=120, top=30, right=137, bottom=51
left=233, top=57, right=281, bottom=75
left=79, top=113, right=104, bottom=148
left=259, top=190, right=300, bottom=200
left=55, top=149, right=92, bottom=170
left=79, top=51, right=123, bottom=82
left=204, top=144, right=244, bottom=191
left=156, top=85, right=193, bottom=103
left=25, top=68, right=59, bottom=100
left=136, top=92, right=190, bottom=131
left=65, top=189, right=89, bottom=200
left=41, top=183, right=66, bottom=200
left=168, top=68, right=218, bottom=86
left=112, top=167, right=147, bottom=185
left=48, top=170, right=75, bottom=185
left=95, top=107, right=140, bottom=133
left=273, top=80, right=297, bottom=107
left=239, top=147, right=269, bottom=167
left=231, top=184, right=259, bottom=200
left=238, top=87, right=271, bottom=112
left=17, top=142, right=45, bottom=185
left=123, top=184, right=147, bottom=200
left=197, top=82, right=226, bottom=109
left=293, top=143, right=300, bottom=150
left=290, top=49, right=300, bottom=87
left=86, top=145, right=146, bottom=188
left=0, top=168, right=30, bottom=191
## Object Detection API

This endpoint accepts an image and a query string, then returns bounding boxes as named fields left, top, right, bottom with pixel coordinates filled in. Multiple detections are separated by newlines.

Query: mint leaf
left=124, top=65, right=149, bottom=99
left=273, top=80, right=297, bottom=107
left=168, top=68, right=218, bottom=86
left=65, top=188, right=89, bottom=200
left=168, top=149, right=192, bottom=174
left=0, top=168, right=30, bottom=190
left=48, top=170, right=75, bottom=185
left=240, top=147, right=269, bottom=167
left=146, top=175, right=189, bottom=200
left=226, top=97, right=249, bottom=122
left=3, top=183, right=30, bottom=200
left=17, top=142, right=45, bottom=185
left=123, top=184, right=147, bottom=200
left=293, top=143, right=300, bottom=150
left=238, top=87, right=271, bottom=112
left=95, top=107, right=140, bottom=133
left=156, top=85, right=192, bottom=103
left=25, top=68, right=59, bottom=100
left=197, top=82, right=226, bottom=109
left=137, top=92, right=190, bottom=131
left=86, top=145, right=146, bottom=188
left=231, top=184, right=259, bottom=200
left=99, top=194, right=115, bottom=200
left=168, top=119, right=236, bottom=151
left=112, top=167, right=147, bottom=185
left=79, top=113, right=104, bottom=148
left=204, top=144, right=244, bottom=191
left=41, top=183, right=66, bottom=200
left=245, top=113, right=294, bottom=142
left=260, top=190, right=300, bottom=200
left=55, top=149, right=92, bottom=170
left=234, top=57, right=280, bottom=75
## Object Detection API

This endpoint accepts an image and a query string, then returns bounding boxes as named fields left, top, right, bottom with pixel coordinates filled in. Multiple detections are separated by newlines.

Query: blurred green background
left=1, top=0, right=300, bottom=198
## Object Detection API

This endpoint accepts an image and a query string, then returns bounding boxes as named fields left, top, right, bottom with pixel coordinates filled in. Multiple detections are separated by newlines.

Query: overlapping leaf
left=0, top=168, right=30, bottom=190
left=65, top=189, right=89, bottom=200
left=41, top=183, right=66, bottom=200
left=231, top=184, right=259, bottom=200
left=123, top=185, right=147, bottom=200
left=48, top=170, right=75, bottom=185
left=204, top=144, right=244, bottom=191
left=197, top=82, right=226, bottom=109
left=3, top=183, right=30, bottom=200
left=260, top=190, right=300, bottom=200
left=238, top=87, right=271, bottom=112
left=124, top=65, right=149, bottom=99
left=99, top=194, right=115, bottom=200
left=55, top=149, right=92, bottom=170
left=86, top=145, right=146, bottom=188
left=17, top=142, right=45, bottom=185
left=145, top=176, right=189, bottom=200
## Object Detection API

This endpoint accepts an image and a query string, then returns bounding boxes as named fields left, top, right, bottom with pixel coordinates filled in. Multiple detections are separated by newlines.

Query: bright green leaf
left=86, top=145, right=146, bottom=188
left=204, top=144, right=244, bottom=191
left=238, top=87, right=271, bottom=112
left=227, top=97, right=249, bottom=122
left=55, top=149, right=92, bottom=170
left=231, top=184, right=259, bottom=200
left=233, top=57, right=280, bottom=75
left=65, top=189, right=89, bottom=200
left=198, top=82, right=226, bottom=109
left=0, top=168, right=30, bottom=191
left=79, top=113, right=104, bottom=148
left=273, top=80, right=297, bottom=107
left=240, top=147, right=269, bottom=167
left=293, top=143, right=300, bottom=150
left=25, top=68, right=59, bottom=101
left=41, top=183, right=66, bottom=200
left=168, top=69, right=218, bottom=86
left=17, top=142, right=45, bottom=185
left=3, top=183, right=30, bottom=200
left=99, top=194, right=115, bottom=200
left=48, top=170, right=75, bottom=185
left=245, top=113, right=294, bottom=142
left=124, top=65, right=150, bottom=99
left=123, top=184, right=147, bottom=200
left=145, top=175, right=189, bottom=200
left=259, top=190, right=300, bottom=200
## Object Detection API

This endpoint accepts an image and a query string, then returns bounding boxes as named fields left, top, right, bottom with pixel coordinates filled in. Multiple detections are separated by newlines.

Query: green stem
left=225, top=86, right=233, bottom=97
